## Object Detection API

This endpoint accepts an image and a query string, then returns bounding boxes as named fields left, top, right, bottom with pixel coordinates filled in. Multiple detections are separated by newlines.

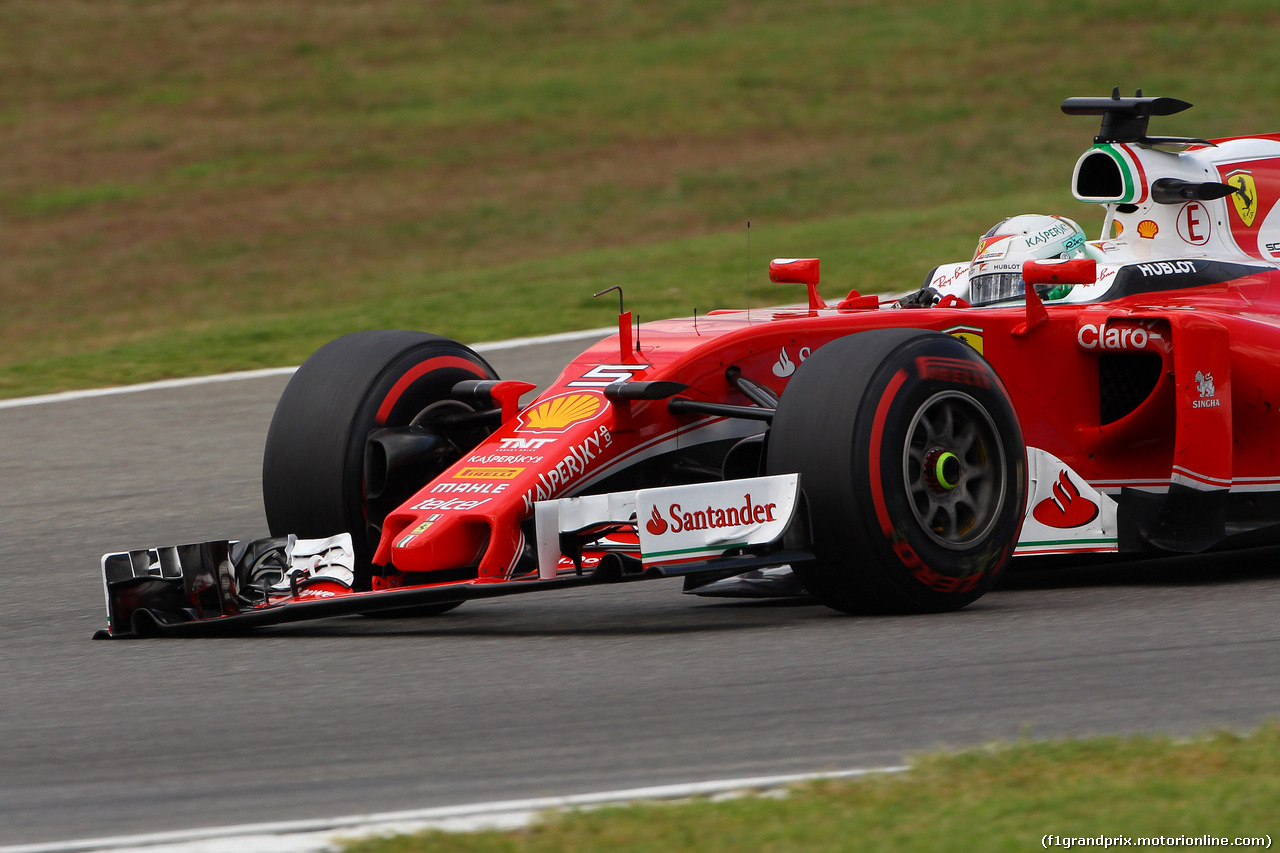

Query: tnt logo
left=499, top=437, right=557, bottom=450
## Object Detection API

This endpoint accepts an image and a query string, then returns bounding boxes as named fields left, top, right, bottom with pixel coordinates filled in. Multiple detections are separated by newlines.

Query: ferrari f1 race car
left=97, top=91, right=1280, bottom=637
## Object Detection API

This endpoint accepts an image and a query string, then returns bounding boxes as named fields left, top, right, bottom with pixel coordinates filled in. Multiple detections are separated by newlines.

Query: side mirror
left=1022, top=258, right=1097, bottom=287
left=769, top=258, right=826, bottom=310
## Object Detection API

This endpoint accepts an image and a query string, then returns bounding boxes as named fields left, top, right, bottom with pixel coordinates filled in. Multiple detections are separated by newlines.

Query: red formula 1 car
left=98, top=92, right=1280, bottom=637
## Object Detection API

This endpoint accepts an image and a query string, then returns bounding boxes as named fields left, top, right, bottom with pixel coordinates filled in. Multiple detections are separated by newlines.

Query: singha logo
left=1195, top=370, right=1215, bottom=399
left=1192, top=370, right=1222, bottom=409
left=645, top=505, right=668, bottom=535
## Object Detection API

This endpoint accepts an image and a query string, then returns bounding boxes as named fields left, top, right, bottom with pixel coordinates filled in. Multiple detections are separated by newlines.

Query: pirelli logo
left=914, top=356, right=991, bottom=389
left=454, top=466, right=525, bottom=480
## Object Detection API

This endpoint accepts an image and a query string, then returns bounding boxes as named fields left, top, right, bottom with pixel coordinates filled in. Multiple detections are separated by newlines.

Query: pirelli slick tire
left=767, top=329, right=1025, bottom=614
left=262, top=330, right=498, bottom=594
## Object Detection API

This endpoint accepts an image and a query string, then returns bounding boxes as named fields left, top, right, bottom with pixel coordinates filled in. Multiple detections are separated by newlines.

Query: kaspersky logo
left=1227, top=169, right=1258, bottom=227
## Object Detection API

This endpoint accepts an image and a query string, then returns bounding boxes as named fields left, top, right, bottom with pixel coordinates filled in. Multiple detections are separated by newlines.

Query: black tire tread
left=768, top=329, right=1024, bottom=614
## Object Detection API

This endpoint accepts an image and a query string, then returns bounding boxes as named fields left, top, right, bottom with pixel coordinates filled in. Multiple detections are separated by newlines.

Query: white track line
left=0, top=294, right=886, bottom=412
left=0, top=328, right=615, bottom=411
left=469, top=326, right=613, bottom=352
left=0, top=765, right=908, bottom=853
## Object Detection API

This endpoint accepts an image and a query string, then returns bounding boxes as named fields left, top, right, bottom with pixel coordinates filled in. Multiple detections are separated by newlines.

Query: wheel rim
left=902, top=390, right=1006, bottom=550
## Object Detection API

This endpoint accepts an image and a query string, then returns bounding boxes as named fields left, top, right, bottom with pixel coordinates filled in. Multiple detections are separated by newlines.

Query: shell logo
left=518, top=393, right=603, bottom=432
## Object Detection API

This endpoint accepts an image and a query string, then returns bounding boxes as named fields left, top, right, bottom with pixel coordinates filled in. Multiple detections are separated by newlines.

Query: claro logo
left=1077, top=323, right=1156, bottom=351
left=647, top=494, right=778, bottom=535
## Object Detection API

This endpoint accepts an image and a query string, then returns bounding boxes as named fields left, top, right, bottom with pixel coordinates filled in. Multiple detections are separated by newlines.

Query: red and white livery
left=98, top=92, right=1280, bottom=636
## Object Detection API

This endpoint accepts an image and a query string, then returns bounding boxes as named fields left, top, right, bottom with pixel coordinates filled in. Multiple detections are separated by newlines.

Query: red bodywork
left=372, top=259, right=1280, bottom=586
left=97, top=94, right=1280, bottom=636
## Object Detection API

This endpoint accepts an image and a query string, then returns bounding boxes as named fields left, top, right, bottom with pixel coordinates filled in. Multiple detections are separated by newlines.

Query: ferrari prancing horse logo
left=1227, top=169, right=1258, bottom=227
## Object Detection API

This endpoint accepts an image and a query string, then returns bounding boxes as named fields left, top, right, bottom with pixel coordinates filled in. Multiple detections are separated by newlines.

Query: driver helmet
left=968, top=214, right=1087, bottom=305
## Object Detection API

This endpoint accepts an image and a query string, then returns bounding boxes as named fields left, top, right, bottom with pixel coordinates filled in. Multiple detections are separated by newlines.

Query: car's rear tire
left=262, top=330, right=499, bottom=597
left=767, top=329, right=1025, bottom=614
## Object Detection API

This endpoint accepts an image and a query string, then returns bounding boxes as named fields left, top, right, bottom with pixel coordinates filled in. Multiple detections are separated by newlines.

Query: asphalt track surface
left=3, top=334, right=1280, bottom=846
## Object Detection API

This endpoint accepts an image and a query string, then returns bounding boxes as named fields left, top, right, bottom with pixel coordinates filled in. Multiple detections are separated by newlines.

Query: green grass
left=0, top=191, right=1064, bottom=397
left=4, top=0, right=1280, bottom=397
left=342, top=724, right=1280, bottom=852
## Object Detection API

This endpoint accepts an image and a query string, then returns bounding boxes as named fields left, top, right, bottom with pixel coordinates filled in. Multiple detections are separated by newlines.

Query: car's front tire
left=767, top=329, right=1025, bottom=614
left=262, top=330, right=499, bottom=593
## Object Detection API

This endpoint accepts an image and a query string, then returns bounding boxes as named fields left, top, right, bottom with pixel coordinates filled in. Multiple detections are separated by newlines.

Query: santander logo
left=646, top=505, right=668, bottom=535
left=634, top=474, right=797, bottom=565
left=772, top=346, right=811, bottom=378
left=1033, top=470, right=1099, bottom=529
left=647, top=494, right=778, bottom=535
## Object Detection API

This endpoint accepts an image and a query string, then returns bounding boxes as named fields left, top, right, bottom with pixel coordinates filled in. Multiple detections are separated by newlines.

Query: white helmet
left=968, top=214, right=1087, bottom=305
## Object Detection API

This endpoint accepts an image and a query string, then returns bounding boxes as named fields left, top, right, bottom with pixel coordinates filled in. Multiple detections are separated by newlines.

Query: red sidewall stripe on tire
left=375, top=356, right=488, bottom=425
left=867, top=367, right=909, bottom=537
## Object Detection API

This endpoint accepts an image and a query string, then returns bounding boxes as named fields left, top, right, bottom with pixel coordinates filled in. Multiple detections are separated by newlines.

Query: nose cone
left=376, top=509, right=490, bottom=573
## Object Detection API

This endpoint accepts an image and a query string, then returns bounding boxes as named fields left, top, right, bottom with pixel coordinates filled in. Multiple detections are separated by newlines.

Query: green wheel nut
left=935, top=451, right=961, bottom=490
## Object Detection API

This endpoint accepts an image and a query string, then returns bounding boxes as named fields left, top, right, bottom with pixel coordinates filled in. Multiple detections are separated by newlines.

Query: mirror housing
left=1022, top=258, right=1097, bottom=287
left=769, top=258, right=826, bottom=310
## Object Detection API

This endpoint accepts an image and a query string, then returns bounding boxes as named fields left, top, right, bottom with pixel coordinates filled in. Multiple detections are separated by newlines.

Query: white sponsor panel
left=1016, top=448, right=1118, bottom=556
left=637, top=474, right=799, bottom=565
left=533, top=474, right=799, bottom=577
